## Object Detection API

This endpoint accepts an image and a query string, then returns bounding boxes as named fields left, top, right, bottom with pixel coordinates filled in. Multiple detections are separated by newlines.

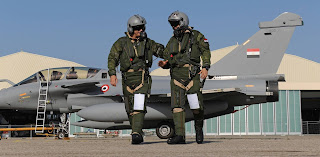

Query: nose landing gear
left=57, top=113, right=69, bottom=139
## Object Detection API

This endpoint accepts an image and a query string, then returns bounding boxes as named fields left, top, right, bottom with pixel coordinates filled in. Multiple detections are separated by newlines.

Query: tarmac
left=0, top=135, right=320, bottom=157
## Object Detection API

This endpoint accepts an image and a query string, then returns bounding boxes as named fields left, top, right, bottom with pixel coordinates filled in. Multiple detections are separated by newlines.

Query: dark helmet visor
left=169, top=21, right=180, bottom=27
left=132, top=25, right=145, bottom=31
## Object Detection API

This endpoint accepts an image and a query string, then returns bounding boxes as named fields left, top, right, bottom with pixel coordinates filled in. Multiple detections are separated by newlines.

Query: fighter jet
left=0, top=12, right=303, bottom=139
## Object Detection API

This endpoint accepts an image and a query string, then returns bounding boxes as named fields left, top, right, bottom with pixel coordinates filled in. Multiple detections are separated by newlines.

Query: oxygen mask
left=173, top=26, right=190, bottom=38
left=139, top=31, right=147, bottom=41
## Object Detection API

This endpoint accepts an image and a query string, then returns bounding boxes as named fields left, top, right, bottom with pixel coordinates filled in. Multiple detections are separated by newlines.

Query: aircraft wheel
left=57, top=131, right=65, bottom=139
left=156, top=122, right=174, bottom=139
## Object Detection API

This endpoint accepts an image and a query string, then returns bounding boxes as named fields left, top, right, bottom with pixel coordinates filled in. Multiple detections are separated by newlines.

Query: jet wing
left=202, top=88, right=244, bottom=102
left=163, top=87, right=241, bottom=102
left=202, top=87, right=241, bottom=94
left=165, top=87, right=240, bottom=97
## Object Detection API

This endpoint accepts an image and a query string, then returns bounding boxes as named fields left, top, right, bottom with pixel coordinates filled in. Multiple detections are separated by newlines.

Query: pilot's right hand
left=158, top=60, right=168, bottom=68
left=110, top=75, right=118, bottom=87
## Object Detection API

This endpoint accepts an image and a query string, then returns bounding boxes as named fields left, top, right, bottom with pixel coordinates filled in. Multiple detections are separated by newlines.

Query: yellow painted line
left=19, top=93, right=27, bottom=96
left=245, top=85, right=254, bottom=87
left=22, top=96, right=30, bottom=99
left=243, top=40, right=250, bottom=46
left=0, top=127, right=55, bottom=132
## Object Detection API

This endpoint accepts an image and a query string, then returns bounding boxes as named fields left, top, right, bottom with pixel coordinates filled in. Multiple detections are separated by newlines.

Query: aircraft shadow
left=186, top=140, right=222, bottom=144
left=142, top=141, right=168, bottom=144
left=141, top=140, right=222, bottom=144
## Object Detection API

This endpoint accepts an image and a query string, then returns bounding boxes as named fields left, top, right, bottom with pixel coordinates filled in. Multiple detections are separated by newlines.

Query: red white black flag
left=247, top=48, right=260, bottom=58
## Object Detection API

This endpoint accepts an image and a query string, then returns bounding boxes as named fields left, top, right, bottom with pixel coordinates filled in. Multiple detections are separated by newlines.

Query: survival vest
left=168, top=29, right=202, bottom=68
left=118, top=35, right=153, bottom=73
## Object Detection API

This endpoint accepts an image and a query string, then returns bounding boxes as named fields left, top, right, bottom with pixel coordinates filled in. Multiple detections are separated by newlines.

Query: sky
left=0, top=0, right=319, bottom=70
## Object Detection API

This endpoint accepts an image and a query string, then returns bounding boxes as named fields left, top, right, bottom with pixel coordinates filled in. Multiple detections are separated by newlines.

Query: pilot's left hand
left=198, top=68, right=208, bottom=79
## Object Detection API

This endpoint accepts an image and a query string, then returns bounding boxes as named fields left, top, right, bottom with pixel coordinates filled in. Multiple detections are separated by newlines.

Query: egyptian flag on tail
left=246, top=48, right=260, bottom=58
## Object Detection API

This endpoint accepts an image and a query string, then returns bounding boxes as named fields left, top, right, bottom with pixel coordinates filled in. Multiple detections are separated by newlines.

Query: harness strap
left=127, top=69, right=144, bottom=72
left=126, top=70, right=145, bottom=94
left=133, top=45, right=138, bottom=57
left=173, top=79, right=194, bottom=91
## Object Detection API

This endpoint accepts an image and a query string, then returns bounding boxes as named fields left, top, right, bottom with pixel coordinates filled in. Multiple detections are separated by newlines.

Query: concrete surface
left=0, top=135, right=320, bottom=157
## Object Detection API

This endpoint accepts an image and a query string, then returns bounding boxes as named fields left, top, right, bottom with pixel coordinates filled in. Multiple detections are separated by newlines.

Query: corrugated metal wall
left=185, top=90, right=302, bottom=135
left=277, top=54, right=320, bottom=82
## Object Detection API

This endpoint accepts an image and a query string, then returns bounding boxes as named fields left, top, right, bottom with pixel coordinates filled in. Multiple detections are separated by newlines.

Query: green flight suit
left=163, top=28, right=211, bottom=136
left=108, top=32, right=164, bottom=135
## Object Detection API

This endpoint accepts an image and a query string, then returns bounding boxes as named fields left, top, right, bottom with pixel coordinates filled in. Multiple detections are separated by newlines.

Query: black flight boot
left=194, top=110, right=204, bottom=144
left=131, top=133, right=143, bottom=144
left=167, top=135, right=186, bottom=144
left=196, top=129, right=203, bottom=144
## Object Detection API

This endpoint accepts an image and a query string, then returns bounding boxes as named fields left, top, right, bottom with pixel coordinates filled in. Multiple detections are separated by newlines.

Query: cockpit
left=14, top=67, right=107, bottom=86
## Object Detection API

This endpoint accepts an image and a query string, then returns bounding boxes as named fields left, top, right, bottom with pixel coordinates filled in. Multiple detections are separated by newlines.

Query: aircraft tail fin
left=209, top=12, right=303, bottom=76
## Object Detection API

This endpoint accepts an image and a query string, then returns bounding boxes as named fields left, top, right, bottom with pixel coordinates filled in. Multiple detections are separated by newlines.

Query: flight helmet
left=168, top=11, right=189, bottom=28
left=127, top=15, right=147, bottom=34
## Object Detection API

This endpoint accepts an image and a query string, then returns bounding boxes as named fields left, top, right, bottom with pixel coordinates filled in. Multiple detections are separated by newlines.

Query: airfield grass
left=0, top=135, right=320, bottom=157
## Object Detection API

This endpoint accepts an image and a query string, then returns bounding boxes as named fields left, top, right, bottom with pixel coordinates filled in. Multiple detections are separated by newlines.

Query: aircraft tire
left=156, top=122, right=174, bottom=139
left=57, top=131, right=65, bottom=139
